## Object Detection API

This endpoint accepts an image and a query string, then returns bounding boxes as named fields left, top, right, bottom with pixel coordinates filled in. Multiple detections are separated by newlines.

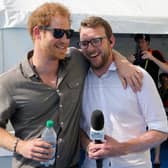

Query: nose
left=83, top=42, right=97, bottom=56
left=59, top=33, right=70, bottom=43
left=87, top=41, right=96, bottom=51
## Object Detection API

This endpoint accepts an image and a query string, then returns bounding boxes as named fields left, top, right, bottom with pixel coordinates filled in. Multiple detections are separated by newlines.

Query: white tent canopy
left=1, top=0, right=168, bottom=34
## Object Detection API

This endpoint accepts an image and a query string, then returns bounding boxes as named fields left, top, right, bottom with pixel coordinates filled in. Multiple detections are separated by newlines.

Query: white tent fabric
left=0, top=0, right=168, bottom=34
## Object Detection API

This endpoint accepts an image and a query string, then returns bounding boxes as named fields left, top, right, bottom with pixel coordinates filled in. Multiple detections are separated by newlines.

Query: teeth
left=90, top=53, right=99, bottom=57
left=58, top=46, right=65, bottom=49
left=56, top=44, right=66, bottom=49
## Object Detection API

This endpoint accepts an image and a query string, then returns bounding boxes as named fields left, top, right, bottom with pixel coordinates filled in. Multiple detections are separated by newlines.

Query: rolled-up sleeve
left=137, top=69, right=168, bottom=133
left=0, top=84, right=15, bottom=128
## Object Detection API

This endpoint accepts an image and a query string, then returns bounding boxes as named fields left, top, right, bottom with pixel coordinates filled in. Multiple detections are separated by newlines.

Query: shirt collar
left=20, top=50, right=36, bottom=78
left=20, top=50, right=69, bottom=80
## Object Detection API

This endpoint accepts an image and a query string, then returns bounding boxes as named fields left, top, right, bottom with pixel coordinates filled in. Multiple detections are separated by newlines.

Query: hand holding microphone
left=90, top=110, right=104, bottom=142
left=90, top=110, right=104, bottom=168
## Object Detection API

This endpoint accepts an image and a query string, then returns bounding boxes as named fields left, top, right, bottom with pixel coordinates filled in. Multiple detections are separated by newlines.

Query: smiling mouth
left=55, top=44, right=67, bottom=50
left=88, top=52, right=100, bottom=58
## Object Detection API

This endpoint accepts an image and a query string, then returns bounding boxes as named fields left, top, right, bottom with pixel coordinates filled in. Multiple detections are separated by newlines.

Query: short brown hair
left=27, top=2, right=71, bottom=40
left=80, top=16, right=113, bottom=40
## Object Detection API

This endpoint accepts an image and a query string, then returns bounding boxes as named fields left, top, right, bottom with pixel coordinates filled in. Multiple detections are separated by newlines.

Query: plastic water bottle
left=40, top=120, right=57, bottom=167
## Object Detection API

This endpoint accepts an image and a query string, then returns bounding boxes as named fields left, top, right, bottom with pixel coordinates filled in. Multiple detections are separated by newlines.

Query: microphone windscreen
left=91, top=110, right=104, bottom=130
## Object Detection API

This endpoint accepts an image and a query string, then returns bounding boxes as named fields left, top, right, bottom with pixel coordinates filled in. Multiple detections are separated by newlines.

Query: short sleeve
left=0, top=84, right=15, bottom=128
left=137, top=68, right=168, bottom=133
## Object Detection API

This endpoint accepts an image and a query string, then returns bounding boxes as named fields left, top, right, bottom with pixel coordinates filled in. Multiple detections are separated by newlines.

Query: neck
left=32, top=51, right=59, bottom=77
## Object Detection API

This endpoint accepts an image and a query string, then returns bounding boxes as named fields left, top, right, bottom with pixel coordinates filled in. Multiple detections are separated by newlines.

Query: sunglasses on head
left=39, top=26, right=74, bottom=39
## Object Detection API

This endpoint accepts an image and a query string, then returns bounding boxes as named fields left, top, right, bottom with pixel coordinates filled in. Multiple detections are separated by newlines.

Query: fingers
left=104, top=134, right=113, bottom=141
left=31, top=145, right=53, bottom=160
left=142, top=55, right=147, bottom=59
left=19, top=138, right=54, bottom=162
left=126, top=77, right=136, bottom=92
left=89, top=151, right=103, bottom=159
left=120, top=77, right=127, bottom=90
left=135, top=68, right=143, bottom=79
left=141, top=51, right=153, bottom=60
left=126, top=69, right=143, bottom=92
left=134, top=69, right=143, bottom=90
left=87, top=144, right=102, bottom=159
left=122, top=76, right=138, bottom=92
left=34, top=139, right=52, bottom=148
left=118, top=60, right=143, bottom=92
left=30, top=148, right=53, bottom=161
left=129, top=74, right=142, bottom=92
left=30, top=139, right=53, bottom=161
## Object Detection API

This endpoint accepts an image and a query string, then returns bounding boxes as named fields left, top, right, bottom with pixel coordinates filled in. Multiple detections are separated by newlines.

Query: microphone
left=90, top=110, right=104, bottom=168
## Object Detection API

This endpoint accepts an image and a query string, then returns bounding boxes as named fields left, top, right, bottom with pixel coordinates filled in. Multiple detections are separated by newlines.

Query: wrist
left=15, top=139, right=24, bottom=155
left=86, top=143, right=89, bottom=154
left=13, top=138, right=20, bottom=153
left=120, top=142, right=130, bottom=155
left=85, top=140, right=91, bottom=154
left=151, top=56, right=156, bottom=62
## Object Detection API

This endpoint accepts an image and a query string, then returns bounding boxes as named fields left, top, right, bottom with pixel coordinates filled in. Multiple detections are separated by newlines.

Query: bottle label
left=50, top=144, right=56, bottom=160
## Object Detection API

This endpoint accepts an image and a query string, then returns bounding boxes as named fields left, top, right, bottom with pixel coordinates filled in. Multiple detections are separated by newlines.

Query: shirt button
left=58, top=92, right=62, bottom=96
left=56, top=89, right=60, bottom=93
left=57, top=155, right=60, bottom=159
left=109, top=161, right=111, bottom=167
left=60, top=121, right=64, bottom=127
left=59, top=104, right=63, bottom=108
left=58, top=138, right=63, bottom=144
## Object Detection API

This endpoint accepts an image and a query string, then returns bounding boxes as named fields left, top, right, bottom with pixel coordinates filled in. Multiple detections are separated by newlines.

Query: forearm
left=112, top=49, right=128, bottom=65
left=122, top=130, right=167, bottom=154
left=0, top=127, right=18, bottom=152
left=152, top=57, right=168, bottom=73
left=112, top=49, right=143, bottom=92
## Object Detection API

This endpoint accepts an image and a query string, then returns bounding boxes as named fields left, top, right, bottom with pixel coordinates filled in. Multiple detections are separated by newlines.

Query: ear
left=33, top=26, right=41, bottom=40
left=109, top=35, right=115, bottom=48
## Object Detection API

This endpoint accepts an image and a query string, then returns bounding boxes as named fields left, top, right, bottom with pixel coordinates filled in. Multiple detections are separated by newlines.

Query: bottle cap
left=46, top=120, right=54, bottom=128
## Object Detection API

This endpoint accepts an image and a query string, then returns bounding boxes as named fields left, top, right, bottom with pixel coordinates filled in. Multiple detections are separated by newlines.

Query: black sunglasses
left=39, top=26, right=74, bottom=39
